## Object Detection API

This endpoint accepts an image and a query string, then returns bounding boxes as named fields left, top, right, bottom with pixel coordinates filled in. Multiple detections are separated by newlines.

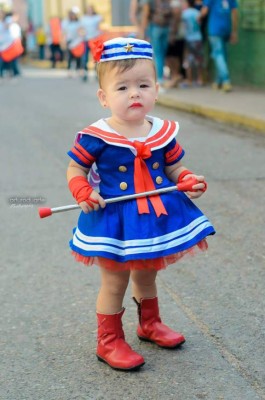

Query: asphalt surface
left=0, top=68, right=265, bottom=400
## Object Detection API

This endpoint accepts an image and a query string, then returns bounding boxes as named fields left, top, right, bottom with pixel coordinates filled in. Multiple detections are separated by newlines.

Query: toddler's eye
left=140, top=84, right=149, bottom=88
left=118, top=86, right=127, bottom=91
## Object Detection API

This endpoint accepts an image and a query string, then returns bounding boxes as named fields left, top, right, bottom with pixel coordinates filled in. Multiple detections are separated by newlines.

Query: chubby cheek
left=111, top=95, right=127, bottom=109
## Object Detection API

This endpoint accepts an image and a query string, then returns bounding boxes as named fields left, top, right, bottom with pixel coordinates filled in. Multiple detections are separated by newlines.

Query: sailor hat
left=90, top=36, right=153, bottom=63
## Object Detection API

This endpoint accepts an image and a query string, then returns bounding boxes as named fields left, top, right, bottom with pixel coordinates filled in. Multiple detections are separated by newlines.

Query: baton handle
left=38, top=177, right=199, bottom=219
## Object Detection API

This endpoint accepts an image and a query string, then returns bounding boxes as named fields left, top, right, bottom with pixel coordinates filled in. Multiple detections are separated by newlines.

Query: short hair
left=187, top=0, right=196, bottom=7
left=96, top=58, right=157, bottom=88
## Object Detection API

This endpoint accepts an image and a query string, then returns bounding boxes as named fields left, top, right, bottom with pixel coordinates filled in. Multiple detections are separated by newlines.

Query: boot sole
left=138, top=335, right=186, bottom=348
left=97, top=355, right=145, bottom=371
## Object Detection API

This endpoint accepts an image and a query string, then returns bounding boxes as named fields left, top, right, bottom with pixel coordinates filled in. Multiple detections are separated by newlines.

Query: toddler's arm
left=67, top=160, right=106, bottom=213
left=165, top=161, right=207, bottom=199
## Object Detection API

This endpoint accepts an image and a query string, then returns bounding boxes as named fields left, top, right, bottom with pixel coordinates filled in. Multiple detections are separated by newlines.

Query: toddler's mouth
left=130, top=103, right=143, bottom=108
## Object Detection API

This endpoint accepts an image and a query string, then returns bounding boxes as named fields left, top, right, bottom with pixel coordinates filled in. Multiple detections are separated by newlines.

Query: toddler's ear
left=97, top=88, right=108, bottom=108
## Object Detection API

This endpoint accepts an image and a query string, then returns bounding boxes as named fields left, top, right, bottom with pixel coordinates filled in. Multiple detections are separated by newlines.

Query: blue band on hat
left=104, top=43, right=153, bottom=51
left=101, top=51, right=153, bottom=60
left=99, top=38, right=153, bottom=62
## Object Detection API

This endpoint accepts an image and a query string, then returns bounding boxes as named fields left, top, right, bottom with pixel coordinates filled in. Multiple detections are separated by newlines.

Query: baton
left=38, top=177, right=199, bottom=219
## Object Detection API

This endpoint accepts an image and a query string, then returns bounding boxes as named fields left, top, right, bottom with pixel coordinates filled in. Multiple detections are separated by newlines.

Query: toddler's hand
left=79, top=191, right=106, bottom=214
left=182, top=174, right=207, bottom=199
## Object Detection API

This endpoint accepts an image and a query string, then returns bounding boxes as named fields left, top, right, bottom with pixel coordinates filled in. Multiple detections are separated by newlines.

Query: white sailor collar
left=77, top=116, right=179, bottom=154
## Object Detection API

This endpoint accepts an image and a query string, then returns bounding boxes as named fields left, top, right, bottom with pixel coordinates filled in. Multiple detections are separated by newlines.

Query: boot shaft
left=133, top=296, right=186, bottom=348
left=96, top=308, right=145, bottom=370
left=97, top=308, right=125, bottom=344
left=133, top=296, right=161, bottom=326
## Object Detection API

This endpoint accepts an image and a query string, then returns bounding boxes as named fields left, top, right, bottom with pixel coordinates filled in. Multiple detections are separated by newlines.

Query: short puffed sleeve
left=164, top=138, right=185, bottom=166
left=67, top=134, right=103, bottom=168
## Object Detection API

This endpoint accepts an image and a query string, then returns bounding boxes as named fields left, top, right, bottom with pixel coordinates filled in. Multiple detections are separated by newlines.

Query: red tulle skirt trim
left=71, top=240, right=208, bottom=271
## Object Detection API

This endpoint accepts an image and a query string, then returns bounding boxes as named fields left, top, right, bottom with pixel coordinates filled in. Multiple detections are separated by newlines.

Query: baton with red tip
left=39, top=177, right=199, bottom=219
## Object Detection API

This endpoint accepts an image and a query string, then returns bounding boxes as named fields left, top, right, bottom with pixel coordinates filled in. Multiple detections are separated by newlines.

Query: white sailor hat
left=90, top=36, right=153, bottom=63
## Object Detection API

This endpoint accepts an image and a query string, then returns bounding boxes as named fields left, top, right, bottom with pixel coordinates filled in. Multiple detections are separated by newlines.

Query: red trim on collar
left=79, top=120, right=178, bottom=150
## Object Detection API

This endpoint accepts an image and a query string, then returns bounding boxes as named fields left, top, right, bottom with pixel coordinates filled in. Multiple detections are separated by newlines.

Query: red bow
left=89, top=38, right=104, bottom=62
left=133, top=141, right=167, bottom=217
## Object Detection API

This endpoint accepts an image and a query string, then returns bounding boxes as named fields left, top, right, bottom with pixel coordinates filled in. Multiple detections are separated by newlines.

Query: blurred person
left=0, top=9, right=6, bottom=80
left=65, top=36, right=214, bottom=371
left=164, top=0, right=186, bottom=89
left=181, top=0, right=204, bottom=86
left=201, top=0, right=238, bottom=92
left=2, top=12, right=23, bottom=78
left=62, top=7, right=83, bottom=78
left=26, top=19, right=35, bottom=53
left=139, top=0, right=172, bottom=86
left=47, top=17, right=64, bottom=68
left=79, top=5, right=102, bottom=82
left=194, top=0, right=208, bottom=42
left=35, top=25, right=47, bottom=60
left=129, top=0, right=143, bottom=33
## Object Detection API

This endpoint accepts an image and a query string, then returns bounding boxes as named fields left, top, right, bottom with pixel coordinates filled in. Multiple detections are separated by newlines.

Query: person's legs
left=39, top=45, right=45, bottom=60
left=131, top=269, right=185, bottom=348
left=11, top=57, right=20, bottom=76
left=50, top=44, right=56, bottom=68
left=82, top=42, right=89, bottom=70
left=96, top=267, right=144, bottom=370
left=56, top=44, right=64, bottom=62
left=75, top=56, right=81, bottom=72
left=209, top=35, right=230, bottom=85
left=149, top=24, right=169, bottom=83
left=81, top=42, right=89, bottom=81
left=97, top=267, right=130, bottom=313
left=0, top=57, right=4, bottom=78
left=193, top=40, right=204, bottom=85
left=182, top=42, right=193, bottom=86
left=66, top=42, right=73, bottom=70
left=67, top=48, right=74, bottom=77
left=131, top=269, right=157, bottom=301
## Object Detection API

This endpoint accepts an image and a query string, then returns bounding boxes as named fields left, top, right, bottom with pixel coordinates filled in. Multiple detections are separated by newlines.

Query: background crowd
left=0, top=0, right=238, bottom=91
left=130, top=0, right=238, bottom=92
left=0, top=4, right=103, bottom=83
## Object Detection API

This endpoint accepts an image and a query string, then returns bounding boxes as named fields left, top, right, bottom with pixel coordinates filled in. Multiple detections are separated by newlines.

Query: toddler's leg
left=131, top=269, right=185, bottom=348
left=131, top=269, right=157, bottom=302
left=96, top=267, right=145, bottom=371
left=97, top=267, right=129, bottom=314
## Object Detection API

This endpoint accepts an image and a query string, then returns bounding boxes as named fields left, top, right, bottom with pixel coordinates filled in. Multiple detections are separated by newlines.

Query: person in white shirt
left=182, top=0, right=204, bottom=86
left=79, top=5, right=102, bottom=81
left=62, top=8, right=83, bottom=77
left=0, top=10, right=7, bottom=79
left=0, top=12, right=22, bottom=78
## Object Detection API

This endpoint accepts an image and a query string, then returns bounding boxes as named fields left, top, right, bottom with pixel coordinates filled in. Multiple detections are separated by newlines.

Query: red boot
left=96, top=308, right=145, bottom=371
left=133, top=297, right=186, bottom=348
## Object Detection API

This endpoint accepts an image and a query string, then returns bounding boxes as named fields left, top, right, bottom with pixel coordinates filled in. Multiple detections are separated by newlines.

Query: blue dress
left=67, top=116, right=215, bottom=269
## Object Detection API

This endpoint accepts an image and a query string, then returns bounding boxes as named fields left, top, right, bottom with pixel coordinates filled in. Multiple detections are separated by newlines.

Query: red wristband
left=177, top=171, right=208, bottom=192
left=68, top=176, right=94, bottom=204
left=177, top=169, right=193, bottom=183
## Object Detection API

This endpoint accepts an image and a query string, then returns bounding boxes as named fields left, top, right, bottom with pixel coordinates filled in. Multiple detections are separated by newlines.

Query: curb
left=22, top=59, right=67, bottom=69
left=157, top=96, right=265, bottom=134
left=23, top=59, right=265, bottom=134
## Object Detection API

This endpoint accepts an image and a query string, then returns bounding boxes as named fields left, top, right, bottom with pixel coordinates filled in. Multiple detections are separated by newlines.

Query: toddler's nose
left=130, top=87, right=140, bottom=98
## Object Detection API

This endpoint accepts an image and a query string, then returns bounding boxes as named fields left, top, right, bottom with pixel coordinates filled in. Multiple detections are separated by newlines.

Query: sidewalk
left=157, top=85, right=265, bottom=134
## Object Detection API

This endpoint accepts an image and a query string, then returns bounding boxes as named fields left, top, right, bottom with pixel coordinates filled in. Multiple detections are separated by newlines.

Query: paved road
left=1, top=68, right=264, bottom=400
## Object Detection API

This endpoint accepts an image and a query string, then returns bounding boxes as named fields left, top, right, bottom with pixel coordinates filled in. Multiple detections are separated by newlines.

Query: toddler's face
left=97, top=59, right=158, bottom=123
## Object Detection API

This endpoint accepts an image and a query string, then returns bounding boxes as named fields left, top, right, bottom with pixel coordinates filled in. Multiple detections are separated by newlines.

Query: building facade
left=228, top=0, right=265, bottom=87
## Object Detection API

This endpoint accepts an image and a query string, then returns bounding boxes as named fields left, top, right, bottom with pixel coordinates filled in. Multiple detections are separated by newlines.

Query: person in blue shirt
left=201, top=0, right=238, bottom=92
